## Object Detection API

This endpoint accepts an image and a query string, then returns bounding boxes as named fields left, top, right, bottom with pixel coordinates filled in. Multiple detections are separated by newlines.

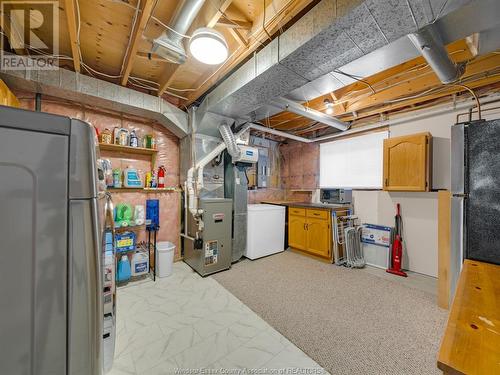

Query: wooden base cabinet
left=288, top=207, right=331, bottom=260
left=289, top=214, right=308, bottom=250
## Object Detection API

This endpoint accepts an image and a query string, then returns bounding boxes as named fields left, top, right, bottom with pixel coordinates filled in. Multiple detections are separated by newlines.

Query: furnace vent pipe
left=218, top=122, right=241, bottom=159
left=408, top=25, right=464, bottom=84
left=269, top=97, right=350, bottom=131
left=152, top=0, right=206, bottom=64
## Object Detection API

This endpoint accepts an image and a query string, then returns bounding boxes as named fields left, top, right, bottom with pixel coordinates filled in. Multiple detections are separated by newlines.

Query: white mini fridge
left=246, top=204, right=285, bottom=260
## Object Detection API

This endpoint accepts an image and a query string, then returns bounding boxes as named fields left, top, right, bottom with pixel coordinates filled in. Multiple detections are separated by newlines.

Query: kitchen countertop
left=260, top=201, right=351, bottom=210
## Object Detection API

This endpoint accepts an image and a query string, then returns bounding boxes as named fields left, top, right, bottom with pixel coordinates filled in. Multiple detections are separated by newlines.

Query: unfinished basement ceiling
left=1, top=0, right=499, bottom=140
left=262, top=41, right=500, bottom=138
left=0, top=0, right=318, bottom=106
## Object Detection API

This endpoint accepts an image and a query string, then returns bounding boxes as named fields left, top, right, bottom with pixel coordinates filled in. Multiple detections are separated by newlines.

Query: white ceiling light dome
left=189, top=27, right=228, bottom=65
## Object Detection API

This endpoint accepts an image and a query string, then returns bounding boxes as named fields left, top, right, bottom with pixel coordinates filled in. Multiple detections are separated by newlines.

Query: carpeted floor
left=212, top=251, right=448, bottom=375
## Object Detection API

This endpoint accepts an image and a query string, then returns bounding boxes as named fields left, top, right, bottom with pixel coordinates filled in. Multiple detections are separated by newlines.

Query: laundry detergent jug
left=131, top=251, right=149, bottom=277
left=117, top=255, right=131, bottom=283
left=123, top=166, right=142, bottom=188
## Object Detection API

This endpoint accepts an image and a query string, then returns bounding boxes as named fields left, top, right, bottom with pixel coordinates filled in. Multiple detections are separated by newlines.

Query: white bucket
left=156, top=241, right=175, bottom=278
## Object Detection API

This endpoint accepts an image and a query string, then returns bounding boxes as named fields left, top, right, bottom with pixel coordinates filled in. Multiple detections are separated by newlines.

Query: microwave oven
left=320, top=188, right=352, bottom=204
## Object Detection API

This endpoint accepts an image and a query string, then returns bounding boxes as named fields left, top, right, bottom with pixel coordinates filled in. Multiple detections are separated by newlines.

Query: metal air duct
left=269, top=97, right=350, bottom=131
left=408, top=25, right=465, bottom=84
left=152, top=0, right=206, bottom=64
left=219, top=122, right=241, bottom=159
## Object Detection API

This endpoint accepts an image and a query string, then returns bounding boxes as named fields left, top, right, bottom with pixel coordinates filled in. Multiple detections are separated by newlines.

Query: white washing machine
left=246, top=204, right=286, bottom=260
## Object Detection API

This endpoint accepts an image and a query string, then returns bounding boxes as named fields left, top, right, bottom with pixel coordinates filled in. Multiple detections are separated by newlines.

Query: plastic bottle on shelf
left=113, top=168, right=122, bottom=188
left=123, top=166, right=142, bottom=188
left=100, top=128, right=113, bottom=144
left=131, top=251, right=149, bottom=277
left=129, top=130, right=138, bottom=147
left=145, top=171, right=152, bottom=188
left=117, top=128, right=129, bottom=146
left=117, top=255, right=131, bottom=282
left=134, top=205, right=145, bottom=225
left=150, top=170, right=157, bottom=188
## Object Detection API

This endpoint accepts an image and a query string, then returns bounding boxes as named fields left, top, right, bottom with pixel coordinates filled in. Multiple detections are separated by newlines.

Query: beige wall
left=353, top=101, right=500, bottom=277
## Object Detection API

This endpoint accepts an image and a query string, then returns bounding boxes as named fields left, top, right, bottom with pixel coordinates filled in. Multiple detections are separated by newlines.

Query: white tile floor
left=110, top=262, right=326, bottom=375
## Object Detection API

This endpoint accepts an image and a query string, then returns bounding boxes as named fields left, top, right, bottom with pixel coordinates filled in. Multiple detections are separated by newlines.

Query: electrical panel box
left=257, top=148, right=269, bottom=188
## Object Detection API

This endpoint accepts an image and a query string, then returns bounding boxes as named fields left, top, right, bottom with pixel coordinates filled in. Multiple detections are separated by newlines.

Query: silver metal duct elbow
left=219, top=122, right=241, bottom=159
left=408, top=25, right=464, bottom=84
left=152, top=0, right=206, bottom=64
left=269, top=97, right=350, bottom=131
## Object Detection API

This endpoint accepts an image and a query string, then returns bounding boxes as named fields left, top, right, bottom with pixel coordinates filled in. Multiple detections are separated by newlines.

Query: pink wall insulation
left=15, top=92, right=182, bottom=260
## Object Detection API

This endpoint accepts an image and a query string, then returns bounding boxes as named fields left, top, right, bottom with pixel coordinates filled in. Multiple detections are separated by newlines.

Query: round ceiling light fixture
left=189, top=27, right=228, bottom=65
left=324, top=98, right=334, bottom=115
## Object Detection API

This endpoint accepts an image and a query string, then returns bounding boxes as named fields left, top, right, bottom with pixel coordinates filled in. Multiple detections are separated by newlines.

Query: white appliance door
left=246, top=206, right=285, bottom=259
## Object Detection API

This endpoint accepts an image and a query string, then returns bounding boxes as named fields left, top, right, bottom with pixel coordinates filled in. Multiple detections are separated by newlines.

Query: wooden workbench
left=437, top=259, right=500, bottom=374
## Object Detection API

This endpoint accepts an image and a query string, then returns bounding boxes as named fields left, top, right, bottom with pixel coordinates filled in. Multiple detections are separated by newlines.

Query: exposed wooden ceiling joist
left=228, top=27, right=248, bottom=47
left=120, top=0, right=155, bottom=86
left=216, top=18, right=253, bottom=29
left=265, top=47, right=500, bottom=136
left=207, top=0, right=235, bottom=28
left=63, top=0, right=81, bottom=72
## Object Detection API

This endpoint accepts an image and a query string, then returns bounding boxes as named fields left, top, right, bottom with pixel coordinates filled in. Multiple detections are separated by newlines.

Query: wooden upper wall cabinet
left=383, top=132, right=432, bottom=191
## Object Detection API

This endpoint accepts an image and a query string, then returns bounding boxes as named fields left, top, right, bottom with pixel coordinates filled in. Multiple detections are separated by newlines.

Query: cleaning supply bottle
left=145, top=171, right=152, bottom=188
left=129, top=130, right=138, bottom=147
left=117, top=128, right=129, bottom=146
left=113, top=168, right=122, bottom=188
left=123, top=165, right=142, bottom=188
left=150, top=170, right=157, bottom=188
left=117, top=255, right=131, bottom=282
left=131, top=251, right=149, bottom=277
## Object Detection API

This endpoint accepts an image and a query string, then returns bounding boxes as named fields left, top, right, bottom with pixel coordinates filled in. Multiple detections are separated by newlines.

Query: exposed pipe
left=269, top=97, right=350, bottom=131
left=219, top=122, right=241, bottom=159
left=186, top=123, right=251, bottom=229
left=408, top=24, right=465, bottom=84
left=152, top=0, right=206, bottom=64
left=248, top=93, right=500, bottom=143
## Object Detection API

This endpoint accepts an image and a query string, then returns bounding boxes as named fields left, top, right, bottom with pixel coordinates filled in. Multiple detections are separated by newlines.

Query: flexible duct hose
left=219, top=122, right=241, bottom=160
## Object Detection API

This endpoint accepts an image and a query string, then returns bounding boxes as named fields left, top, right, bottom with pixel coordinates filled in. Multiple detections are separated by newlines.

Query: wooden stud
left=216, top=18, right=253, bottom=30
left=207, top=0, right=235, bottom=28
left=63, top=0, right=81, bottom=72
left=228, top=27, right=248, bottom=47
left=136, top=51, right=169, bottom=63
left=120, top=0, right=155, bottom=86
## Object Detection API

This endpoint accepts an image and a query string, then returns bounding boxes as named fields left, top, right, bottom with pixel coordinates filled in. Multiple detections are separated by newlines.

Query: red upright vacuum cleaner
left=386, top=203, right=407, bottom=277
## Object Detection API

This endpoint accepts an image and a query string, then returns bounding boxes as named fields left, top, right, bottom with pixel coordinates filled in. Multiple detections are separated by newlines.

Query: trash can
left=157, top=241, right=175, bottom=278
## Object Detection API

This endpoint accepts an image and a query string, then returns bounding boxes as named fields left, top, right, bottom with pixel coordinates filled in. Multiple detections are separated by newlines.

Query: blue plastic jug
left=117, top=255, right=131, bottom=282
